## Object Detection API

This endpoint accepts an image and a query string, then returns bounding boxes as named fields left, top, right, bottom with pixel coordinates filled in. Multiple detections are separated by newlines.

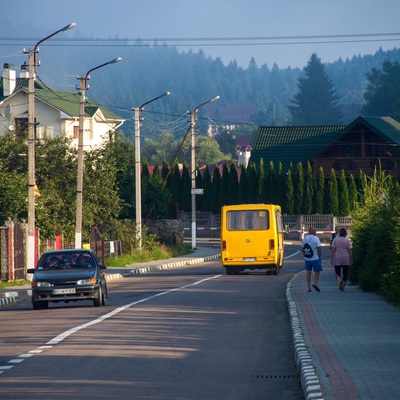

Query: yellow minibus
left=220, top=204, right=285, bottom=275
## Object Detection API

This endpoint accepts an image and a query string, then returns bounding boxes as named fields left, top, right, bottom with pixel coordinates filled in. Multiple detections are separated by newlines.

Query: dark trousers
left=335, top=265, right=350, bottom=282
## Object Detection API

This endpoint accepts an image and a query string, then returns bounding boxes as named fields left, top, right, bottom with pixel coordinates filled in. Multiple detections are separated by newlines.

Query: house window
left=73, top=126, right=79, bottom=139
left=15, top=118, right=36, bottom=138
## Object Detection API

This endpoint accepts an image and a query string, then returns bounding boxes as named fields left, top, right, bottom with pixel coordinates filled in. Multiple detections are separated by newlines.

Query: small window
left=73, top=126, right=79, bottom=139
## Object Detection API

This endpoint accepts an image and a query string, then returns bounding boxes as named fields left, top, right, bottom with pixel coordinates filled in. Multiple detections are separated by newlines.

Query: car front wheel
left=93, top=286, right=102, bottom=307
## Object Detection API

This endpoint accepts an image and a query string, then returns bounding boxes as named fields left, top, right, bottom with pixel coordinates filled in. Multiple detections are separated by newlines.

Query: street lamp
left=26, top=22, right=76, bottom=269
left=190, top=96, right=220, bottom=249
left=75, top=57, right=122, bottom=249
left=133, top=91, right=170, bottom=251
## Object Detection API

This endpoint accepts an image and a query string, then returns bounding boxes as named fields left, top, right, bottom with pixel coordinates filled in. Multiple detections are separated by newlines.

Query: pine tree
left=257, top=158, right=266, bottom=202
left=276, top=162, right=286, bottom=208
left=180, top=161, right=191, bottom=212
left=327, top=169, right=339, bottom=215
left=247, top=162, right=258, bottom=204
left=348, top=173, right=358, bottom=211
left=315, top=166, right=325, bottom=214
left=362, top=61, right=400, bottom=120
left=228, top=161, right=239, bottom=205
left=338, top=170, right=350, bottom=216
left=219, top=161, right=229, bottom=208
left=170, top=159, right=181, bottom=209
left=195, top=164, right=203, bottom=211
left=211, top=164, right=221, bottom=214
left=201, top=165, right=212, bottom=212
left=238, top=164, right=248, bottom=204
left=285, top=164, right=295, bottom=214
left=303, top=161, right=314, bottom=214
left=289, top=53, right=343, bottom=125
left=266, top=161, right=276, bottom=204
left=294, top=162, right=304, bottom=214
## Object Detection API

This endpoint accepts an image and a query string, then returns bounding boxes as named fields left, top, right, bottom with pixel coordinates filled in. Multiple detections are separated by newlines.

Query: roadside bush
left=350, top=169, right=400, bottom=305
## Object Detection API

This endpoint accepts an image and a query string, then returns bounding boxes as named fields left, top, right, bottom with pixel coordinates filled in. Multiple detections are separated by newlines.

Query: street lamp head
left=110, top=57, right=123, bottom=64
left=210, top=95, right=220, bottom=102
left=61, top=22, right=77, bottom=32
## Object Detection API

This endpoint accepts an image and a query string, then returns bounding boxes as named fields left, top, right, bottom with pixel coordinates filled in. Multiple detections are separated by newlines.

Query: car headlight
left=77, top=278, right=97, bottom=285
left=33, top=281, right=53, bottom=287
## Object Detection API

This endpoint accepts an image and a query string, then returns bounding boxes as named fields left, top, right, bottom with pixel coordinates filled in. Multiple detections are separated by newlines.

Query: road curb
left=286, top=272, right=324, bottom=400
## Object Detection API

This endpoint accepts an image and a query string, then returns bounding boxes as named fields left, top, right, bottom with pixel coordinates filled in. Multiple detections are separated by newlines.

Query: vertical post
left=27, top=49, right=36, bottom=270
left=133, top=91, right=170, bottom=252
left=134, top=107, right=142, bottom=251
left=75, top=76, right=86, bottom=249
left=191, top=110, right=197, bottom=250
left=189, top=95, right=219, bottom=250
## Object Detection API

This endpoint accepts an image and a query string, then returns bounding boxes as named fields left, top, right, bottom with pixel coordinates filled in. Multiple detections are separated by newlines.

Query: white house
left=0, top=63, right=125, bottom=148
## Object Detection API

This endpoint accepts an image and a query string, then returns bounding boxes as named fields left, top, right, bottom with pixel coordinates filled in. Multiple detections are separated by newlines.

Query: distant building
left=0, top=63, right=125, bottom=149
left=250, top=116, right=400, bottom=179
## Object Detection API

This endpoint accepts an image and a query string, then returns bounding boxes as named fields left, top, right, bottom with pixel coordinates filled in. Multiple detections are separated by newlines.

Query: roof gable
left=344, top=116, right=400, bottom=144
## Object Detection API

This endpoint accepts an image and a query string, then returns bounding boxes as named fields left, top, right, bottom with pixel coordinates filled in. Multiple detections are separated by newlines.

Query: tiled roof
left=250, top=125, right=346, bottom=171
left=0, top=77, right=123, bottom=121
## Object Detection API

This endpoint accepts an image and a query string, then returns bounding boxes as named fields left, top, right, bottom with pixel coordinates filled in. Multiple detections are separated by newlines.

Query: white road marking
left=0, top=274, right=222, bottom=375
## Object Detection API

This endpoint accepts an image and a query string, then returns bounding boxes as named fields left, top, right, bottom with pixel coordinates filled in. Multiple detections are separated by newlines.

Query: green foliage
left=105, top=242, right=192, bottom=267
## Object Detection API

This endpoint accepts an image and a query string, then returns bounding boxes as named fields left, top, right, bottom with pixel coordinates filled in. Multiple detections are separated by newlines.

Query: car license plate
left=53, top=288, right=76, bottom=295
left=243, top=257, right=256, bottom=262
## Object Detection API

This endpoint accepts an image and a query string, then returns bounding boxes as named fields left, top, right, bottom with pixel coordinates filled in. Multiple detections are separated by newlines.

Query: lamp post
left=133, top=91, right=170, bottom=251
left=75, top=57, right=122, bottom=249
left=26, top=22, right=76, bottom=269
left=190, top=96, right=220, bottom=250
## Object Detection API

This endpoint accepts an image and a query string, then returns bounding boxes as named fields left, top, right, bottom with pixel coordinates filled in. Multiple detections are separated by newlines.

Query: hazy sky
left=1, top=0, right=399, bottom=69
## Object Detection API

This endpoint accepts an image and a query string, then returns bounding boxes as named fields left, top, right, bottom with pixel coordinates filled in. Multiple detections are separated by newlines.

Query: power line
left=1, top=32, right=399, bottom=48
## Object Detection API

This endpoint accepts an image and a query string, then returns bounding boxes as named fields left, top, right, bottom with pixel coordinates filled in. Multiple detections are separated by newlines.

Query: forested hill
left=24, top=37, right=400, bottom=136
left=83, top=44, right=400, bottom=134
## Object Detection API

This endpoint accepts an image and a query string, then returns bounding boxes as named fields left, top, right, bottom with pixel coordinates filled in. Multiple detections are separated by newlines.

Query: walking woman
left=330, top=227, right=352, bottom=291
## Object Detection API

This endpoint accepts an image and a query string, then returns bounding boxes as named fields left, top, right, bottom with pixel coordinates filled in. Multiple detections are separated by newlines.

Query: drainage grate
left=256, top=374, right=298, bottom=379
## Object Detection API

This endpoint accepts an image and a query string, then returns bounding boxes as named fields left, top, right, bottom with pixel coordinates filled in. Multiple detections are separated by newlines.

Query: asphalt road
left=0, top=245, right=305, bottom=400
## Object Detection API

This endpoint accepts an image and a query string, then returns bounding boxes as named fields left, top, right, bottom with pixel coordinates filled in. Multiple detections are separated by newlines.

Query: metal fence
left=179, top=211, right=353, bottom=242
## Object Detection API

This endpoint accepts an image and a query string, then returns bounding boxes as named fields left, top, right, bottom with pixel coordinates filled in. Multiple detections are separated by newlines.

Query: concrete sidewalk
left=287, top=264, right=400, bottom=400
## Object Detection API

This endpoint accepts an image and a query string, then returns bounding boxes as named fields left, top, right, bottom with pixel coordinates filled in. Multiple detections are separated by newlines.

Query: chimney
left=20, top=62, right=29, bottom=78
left=3, top=63, right=16, bottom=97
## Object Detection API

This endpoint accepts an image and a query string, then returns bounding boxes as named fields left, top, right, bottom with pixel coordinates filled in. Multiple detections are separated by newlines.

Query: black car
left=27, top=249, right=108, bottom=310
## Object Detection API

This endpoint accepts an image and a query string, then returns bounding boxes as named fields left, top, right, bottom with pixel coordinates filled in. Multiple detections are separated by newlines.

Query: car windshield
left=36, top=252, right=95, bottom=270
